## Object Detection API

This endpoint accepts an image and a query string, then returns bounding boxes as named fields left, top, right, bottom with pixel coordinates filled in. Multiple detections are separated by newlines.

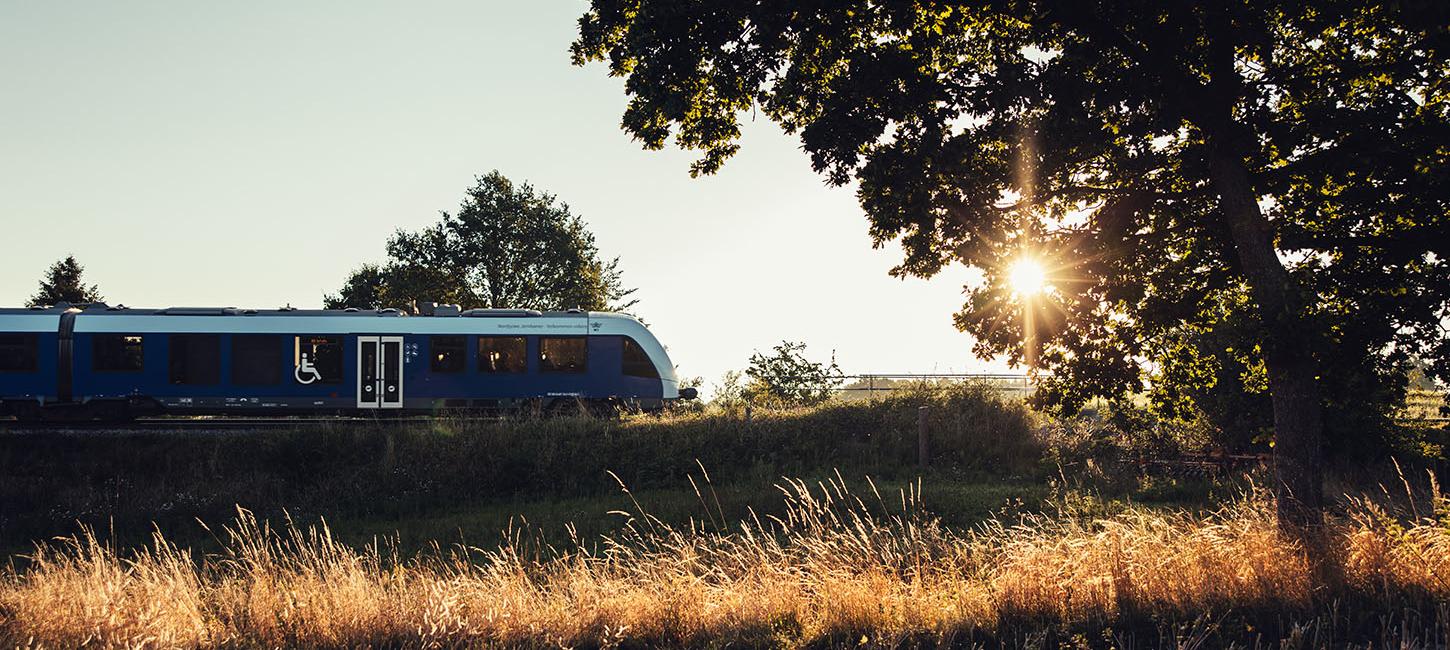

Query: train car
left=0, top=303, right=694, bottom=420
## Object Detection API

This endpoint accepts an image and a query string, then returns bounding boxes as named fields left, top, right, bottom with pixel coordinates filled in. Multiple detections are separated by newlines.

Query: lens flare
left=1007, top=258, right=1048, bottom=297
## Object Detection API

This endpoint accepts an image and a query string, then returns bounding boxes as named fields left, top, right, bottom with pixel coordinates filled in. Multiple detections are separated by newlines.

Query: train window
left=93, top=334, right=144, bottom=372
left=0, top=333, right=38, bottom=372
left=169, top=334, right=220, bottom=385
left=232, top=335, right=282, bottom=385
left=478, top=337, right=526, bottom=373
left=622, top=337, right=659, bottom=379
left=293, top=335, right=343, bottom=384
left=539, top=336, right=587, bottom=373
left=430, top=335, right=466, bottom=373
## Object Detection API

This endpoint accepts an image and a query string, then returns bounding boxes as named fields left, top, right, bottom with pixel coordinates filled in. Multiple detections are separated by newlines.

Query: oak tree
left=573, top=0, right=1450, bottom=527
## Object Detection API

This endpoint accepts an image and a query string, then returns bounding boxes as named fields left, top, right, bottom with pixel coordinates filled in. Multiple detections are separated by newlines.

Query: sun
left=1006, top=258, right=1048, bottom=297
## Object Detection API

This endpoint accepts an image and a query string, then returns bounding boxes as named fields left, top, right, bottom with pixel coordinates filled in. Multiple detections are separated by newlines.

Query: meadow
left=1, top=384, right=1447, bottom=647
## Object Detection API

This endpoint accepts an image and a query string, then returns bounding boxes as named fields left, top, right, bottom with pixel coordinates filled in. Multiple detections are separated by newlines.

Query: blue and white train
left=0, top=303, right=694, bottom=420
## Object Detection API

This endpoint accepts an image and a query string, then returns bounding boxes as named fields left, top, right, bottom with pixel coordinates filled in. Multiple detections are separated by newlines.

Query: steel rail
left=0, top=417, right=438, bottom=433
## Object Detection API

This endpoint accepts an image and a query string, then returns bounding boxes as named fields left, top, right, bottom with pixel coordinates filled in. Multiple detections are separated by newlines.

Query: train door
left=356, top=336, right=404, bottom=409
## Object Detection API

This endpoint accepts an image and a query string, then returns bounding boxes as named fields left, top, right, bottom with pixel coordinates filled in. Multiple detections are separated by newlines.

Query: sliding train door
left=356, top=335, right=403, bottom=409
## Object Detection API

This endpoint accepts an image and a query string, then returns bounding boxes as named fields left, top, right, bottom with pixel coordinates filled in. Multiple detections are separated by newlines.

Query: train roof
left=1, top=303, right=605, bottom=319
left=0, top=304, right=651, bottom=337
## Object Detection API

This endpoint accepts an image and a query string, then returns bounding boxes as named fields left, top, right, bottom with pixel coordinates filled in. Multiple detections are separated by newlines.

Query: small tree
left=27, top=256, right=104, bottom=308
left=743, top=341, right=845, bottom=407
left=326, top=171, right=637, bottom=313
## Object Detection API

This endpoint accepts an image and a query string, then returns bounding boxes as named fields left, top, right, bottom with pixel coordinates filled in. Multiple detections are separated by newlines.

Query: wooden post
left=382, top=429, right=396, bottom=475
left=918, top=405, right=930, bottom=469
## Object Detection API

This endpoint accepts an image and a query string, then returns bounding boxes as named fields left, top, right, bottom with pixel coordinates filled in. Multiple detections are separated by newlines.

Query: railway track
left=0, top=417, right=440, bottom=433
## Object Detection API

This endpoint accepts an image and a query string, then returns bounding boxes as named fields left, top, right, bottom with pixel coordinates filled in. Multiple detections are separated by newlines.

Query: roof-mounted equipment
left=156, top=307, right=239, bottom=316
left=415, top=302, right=462, bottom=317
left=462, top=309, right=543, bottom=318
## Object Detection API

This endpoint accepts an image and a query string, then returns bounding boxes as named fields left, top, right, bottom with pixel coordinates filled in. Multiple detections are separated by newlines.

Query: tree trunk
left=1074, top=0, right=1328, bottom=533
left=1206, top=143, right=1325, bottom=532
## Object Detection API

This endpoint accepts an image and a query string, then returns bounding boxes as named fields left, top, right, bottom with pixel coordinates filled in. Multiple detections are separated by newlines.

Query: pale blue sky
left=0, top=1, right=1009, bottom=386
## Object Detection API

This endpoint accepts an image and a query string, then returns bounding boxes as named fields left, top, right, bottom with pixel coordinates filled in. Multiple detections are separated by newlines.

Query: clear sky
left=0, top=1, right=1013, bottom=388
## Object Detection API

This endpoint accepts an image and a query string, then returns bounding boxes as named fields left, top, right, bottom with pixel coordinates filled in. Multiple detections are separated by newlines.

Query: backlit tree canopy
left=326, top=171, right=636, bottom=313
left=573, top=0, right=1450, bottom=523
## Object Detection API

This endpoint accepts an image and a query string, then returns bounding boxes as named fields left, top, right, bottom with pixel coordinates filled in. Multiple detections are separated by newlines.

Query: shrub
left=742, top=341, right=844, bottom=407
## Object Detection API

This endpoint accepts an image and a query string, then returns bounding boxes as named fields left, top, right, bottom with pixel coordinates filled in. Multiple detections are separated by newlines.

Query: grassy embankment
left=1, top=383, right=1446, bottom=647
left=0, top=384, right=1049, bottom=555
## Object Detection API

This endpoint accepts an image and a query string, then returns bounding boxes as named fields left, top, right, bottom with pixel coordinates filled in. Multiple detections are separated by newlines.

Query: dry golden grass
left=1400, top=390, right=1448, bottom=422
left=2, top=474, right=1448, bottom=649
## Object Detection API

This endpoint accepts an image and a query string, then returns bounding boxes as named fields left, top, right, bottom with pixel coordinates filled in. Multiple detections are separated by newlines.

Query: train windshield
left=622, top=337, right=659, bottom=379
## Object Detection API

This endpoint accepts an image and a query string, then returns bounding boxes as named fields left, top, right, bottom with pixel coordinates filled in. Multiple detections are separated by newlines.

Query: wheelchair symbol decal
left=294, top=353, right=323, bottom=384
